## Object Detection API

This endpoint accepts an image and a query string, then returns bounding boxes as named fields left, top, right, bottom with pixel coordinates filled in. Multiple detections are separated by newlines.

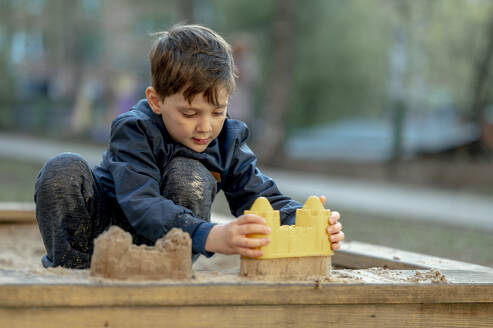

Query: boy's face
left=146, top=87, right=228, bottom=152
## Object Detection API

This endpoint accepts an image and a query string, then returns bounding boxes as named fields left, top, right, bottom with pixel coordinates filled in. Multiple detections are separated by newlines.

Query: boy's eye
left=213, top=111, right=225, bottom=116
left=182, top=112, right=197, bottom=118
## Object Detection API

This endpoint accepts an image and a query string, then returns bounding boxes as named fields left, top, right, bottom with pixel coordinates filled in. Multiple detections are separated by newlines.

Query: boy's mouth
left=191, top=137, right=211, bottom=145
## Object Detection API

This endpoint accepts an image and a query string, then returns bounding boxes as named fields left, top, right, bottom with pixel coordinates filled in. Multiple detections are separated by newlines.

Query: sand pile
left=91, top=226, right=192, bottom=280
left=0, top=224, right=449, bottom=285
left=407, top=269, right=448, bottom=283
left=0, top=223, right=243, bottom=279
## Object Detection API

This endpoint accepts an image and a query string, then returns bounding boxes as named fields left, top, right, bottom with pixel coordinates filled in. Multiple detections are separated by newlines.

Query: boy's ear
left=146, top=87, right=163, bottom=115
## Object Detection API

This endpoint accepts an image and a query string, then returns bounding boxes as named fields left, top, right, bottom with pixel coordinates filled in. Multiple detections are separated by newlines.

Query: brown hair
left=149, top=24, right=237, bottom=105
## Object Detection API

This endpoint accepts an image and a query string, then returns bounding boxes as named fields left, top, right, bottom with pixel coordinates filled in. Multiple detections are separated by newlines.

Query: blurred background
left=1, top=0, right=492, bottom=266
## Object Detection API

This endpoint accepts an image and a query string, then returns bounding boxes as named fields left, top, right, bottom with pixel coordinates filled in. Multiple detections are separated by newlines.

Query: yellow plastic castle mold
left=244, top=196, right=333, bottom=259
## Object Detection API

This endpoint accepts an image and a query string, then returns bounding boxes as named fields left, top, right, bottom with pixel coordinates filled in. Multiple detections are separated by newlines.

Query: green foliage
left=393, top=0, right=493, bottom=113
left=1, top=0, right=493, bottom=133
left=0, top=157, right=41, bottom=202
left=0, top=54, right=13, bottom=128
left=210, top=0, right=275, bottom=32
left=211, top=0, right=392, bottom=129
left=209, top=0, right=276, bottom=123
left=290, top=0, right=392, bottom=128
left=0, top=1, right=13, bottom=128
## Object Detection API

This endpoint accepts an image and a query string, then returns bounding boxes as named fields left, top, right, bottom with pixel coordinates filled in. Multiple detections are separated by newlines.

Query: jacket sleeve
left=106, top=116, right=214, bottom=256
left=222, top=128, right=302, bottom=225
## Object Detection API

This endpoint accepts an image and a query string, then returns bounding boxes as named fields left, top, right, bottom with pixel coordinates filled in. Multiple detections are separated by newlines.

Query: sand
left=0, top=223, right=46, bottom=271
left=91, top=226, right=192, bottom=280
left=240, top=256, right=330, bottom=279
left=0, top=224, right=448, bottom=285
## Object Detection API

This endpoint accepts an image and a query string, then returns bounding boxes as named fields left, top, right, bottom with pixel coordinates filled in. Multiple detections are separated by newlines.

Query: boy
left=34, top=24, right=344, bottom=269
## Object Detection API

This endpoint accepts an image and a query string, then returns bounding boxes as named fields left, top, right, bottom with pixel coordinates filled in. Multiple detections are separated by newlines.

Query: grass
left=2, top=156, right=492, bottom=267
left=0, top=157, right=42, bottom=202
left=336, top=208, right=493, bottom=267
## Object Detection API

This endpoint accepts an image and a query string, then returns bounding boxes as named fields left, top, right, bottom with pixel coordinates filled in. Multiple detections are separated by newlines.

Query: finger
left=238, top=223, right=271, bottom=236
left=238, top=247, right=264, bottom=258
left=327, top=222, right=342, bottom=234
left=235, top=236, right=270, bottom=248
left=237, top=214, right=266, bottom=225
left=330, top=231, right=345, bottom=243
left=331, top=242, right=341, bottom=251
left=319, top=195, right=326, bottom=205
left=329, top=211, right=341, bottom=225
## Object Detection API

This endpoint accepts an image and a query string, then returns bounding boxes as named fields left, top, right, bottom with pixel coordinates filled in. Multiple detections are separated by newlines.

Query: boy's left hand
left=319, top=195, right=344, bottom=251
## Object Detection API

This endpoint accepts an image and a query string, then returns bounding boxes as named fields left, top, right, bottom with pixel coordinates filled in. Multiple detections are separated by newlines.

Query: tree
left=470, top=4, right=493, bottom=123
left=176, top=0, right=195, bottom=23
left=256, top=0, right=295, bottom=164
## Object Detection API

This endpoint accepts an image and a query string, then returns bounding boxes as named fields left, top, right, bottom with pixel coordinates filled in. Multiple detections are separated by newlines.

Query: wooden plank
left=1, top=270, right=493, bottom=307
left=0, top=202, right=35, bottom=223
left=0, top=266, right=492, bottom=327
left=1, top=270, right=492, bottom=328
left=333, top=241, right=493, bottom=273
left=1, top=303, right=493, bottom=328
left=2, top=283, right=491, bottom=307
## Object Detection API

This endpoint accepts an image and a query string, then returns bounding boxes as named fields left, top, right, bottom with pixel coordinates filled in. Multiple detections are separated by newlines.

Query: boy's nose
left=197, top=117, right=212, bottom=133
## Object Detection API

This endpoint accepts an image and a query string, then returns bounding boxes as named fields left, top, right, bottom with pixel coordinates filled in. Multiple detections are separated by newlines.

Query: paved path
left=1, top=133, right=492, bottom=230
left=267, top=170, right=493, bottom=229
left=0, top=133, right=104, bottom=166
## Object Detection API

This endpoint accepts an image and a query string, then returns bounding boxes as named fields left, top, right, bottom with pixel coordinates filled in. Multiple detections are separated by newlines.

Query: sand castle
left=240, top=196, right=333, bottom=278
left=90, top=226, right=192, bottom=280
left=244, top=195, right=333, bottom=259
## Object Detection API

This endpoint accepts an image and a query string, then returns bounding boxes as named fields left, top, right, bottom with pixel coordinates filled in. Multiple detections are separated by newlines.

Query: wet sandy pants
left=34, top=153, right=216, bottom=268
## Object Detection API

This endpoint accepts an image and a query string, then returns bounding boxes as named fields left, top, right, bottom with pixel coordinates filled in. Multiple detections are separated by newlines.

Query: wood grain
left=1, top=303, right=493, bottom=328
left=333, top=241, right=493, bottom=273
left=1, top=270, right=493, bottom=307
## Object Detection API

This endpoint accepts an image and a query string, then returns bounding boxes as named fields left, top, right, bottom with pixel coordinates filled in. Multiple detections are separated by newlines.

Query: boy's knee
left=163, top=157, right=216, bottom=188
left=35, top=153, right=91, bottom=194
left=161, top=157, right=217, bottom=203
left=44, top=152, right=89, bottom=171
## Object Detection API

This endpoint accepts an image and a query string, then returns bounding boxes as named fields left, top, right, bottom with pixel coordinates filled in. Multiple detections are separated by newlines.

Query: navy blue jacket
left=93, top=99, right=302, bottom=256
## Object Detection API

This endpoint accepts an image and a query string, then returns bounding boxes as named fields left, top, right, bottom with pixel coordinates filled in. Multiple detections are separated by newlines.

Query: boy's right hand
left=204, top=215, right=271, bottom=257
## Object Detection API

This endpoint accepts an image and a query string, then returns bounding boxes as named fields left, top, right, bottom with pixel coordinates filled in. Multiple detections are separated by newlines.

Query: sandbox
left=1, top=203, right=493, bottom=327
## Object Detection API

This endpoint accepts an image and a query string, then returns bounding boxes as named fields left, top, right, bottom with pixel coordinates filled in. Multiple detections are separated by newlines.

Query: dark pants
left=34, top=153, right=216, bottom=269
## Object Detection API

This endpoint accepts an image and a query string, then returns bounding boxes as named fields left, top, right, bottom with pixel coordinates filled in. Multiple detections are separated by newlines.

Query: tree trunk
left=256, top=0, right=295, bottom=165
left=177, top=0, right=195, bottom=23
left=471, top=5, right=493, bottom=123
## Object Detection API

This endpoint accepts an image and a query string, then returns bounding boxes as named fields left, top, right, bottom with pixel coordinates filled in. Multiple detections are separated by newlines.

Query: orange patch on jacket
left=210, top=171, right=221, bottom=183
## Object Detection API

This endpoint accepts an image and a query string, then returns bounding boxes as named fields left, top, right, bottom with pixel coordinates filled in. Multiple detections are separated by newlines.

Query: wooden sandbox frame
left=1, top=203, right=493, bottom=327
